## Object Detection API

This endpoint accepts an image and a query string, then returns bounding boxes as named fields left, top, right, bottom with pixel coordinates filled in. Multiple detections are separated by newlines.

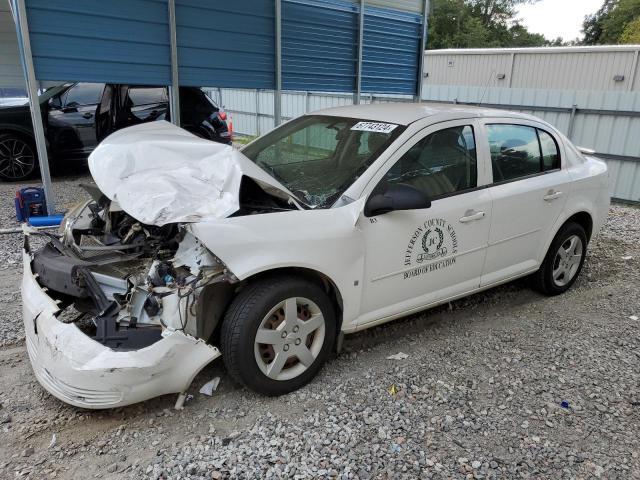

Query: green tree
left=466, top=0, right=539, bottom=29
left=427, top=0, right=548, bottom=49
left=620, top=16, right=640, bottom=42
left=582, top=0, right=640, bottom=44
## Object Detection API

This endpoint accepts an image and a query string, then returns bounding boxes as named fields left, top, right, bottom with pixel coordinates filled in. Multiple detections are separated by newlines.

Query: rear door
left=480, top=121, right=572, bottom=286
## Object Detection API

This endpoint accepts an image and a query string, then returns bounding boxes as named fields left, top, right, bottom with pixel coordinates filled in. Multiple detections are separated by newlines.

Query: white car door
left=356, top=120, right=493, bottom=327
left=480, top=121, right=572, bottom=286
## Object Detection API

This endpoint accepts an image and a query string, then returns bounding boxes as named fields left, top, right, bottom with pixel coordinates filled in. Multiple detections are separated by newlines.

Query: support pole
left=568, top=104, right=578, bottom=140
left=630, top=49, right=639, bottom=93
left=168, top=0, right=180, bottom=127
left=14, top=0, right=55, bottom=215
left=274, top=0, right=282, bottom=127
left=508, top=52, right=516, bottom=88
left=415, top=0, right=430, bottom=102
left=255, top=89, right=260, bottom=136
left=354, top=0, right=364, bottom=105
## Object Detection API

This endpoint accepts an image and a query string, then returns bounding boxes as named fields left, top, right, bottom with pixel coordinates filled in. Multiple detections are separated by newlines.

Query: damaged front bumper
left=21, top=239, right=220, bottom=409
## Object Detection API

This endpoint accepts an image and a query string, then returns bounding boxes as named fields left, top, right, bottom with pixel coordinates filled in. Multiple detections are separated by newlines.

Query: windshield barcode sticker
left=351, top=122, right=399, bottom=134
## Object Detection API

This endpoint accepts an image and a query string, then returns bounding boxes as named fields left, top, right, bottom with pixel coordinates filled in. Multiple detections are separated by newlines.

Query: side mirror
left=364, top=183, right=431, bottom=217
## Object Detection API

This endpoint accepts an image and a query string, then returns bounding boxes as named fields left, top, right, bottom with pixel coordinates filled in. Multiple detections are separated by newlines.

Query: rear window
left=128, top=87, right=167, bottom=106
left=488, top=124, right=561, bottom=183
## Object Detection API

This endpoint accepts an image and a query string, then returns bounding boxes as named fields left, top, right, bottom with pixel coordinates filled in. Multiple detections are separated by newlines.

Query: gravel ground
left=0, top=173, right=639, bottom=479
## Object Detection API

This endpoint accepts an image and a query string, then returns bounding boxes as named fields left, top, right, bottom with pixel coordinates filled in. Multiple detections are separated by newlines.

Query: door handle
left=82, top=112, right=94, bottom=119
left=543, top=190, right=563, bottom=201
left=459, top=210, right=486, bottom=223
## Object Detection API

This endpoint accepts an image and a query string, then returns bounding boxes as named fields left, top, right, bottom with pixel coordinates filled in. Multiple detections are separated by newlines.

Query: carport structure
left=8, top=0, right=429, bottom=214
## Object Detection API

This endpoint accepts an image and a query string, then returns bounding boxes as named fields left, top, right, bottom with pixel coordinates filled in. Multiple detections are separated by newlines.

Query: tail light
left=218, top=111, right=227, bottom=121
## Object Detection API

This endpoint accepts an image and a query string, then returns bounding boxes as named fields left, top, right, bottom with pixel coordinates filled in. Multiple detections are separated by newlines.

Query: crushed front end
left=21, top=193, right=233, bottom=409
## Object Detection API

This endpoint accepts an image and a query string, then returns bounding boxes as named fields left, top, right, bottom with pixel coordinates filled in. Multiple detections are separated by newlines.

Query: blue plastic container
left=28, top=214, right=65, bottom=227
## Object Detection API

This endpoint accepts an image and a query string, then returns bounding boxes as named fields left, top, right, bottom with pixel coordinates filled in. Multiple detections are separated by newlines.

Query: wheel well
left=0, top=128, right=36, bottom=147
left=565, top=211, right=593, bottom=242
left=204, top=267, right=344, bottom=346
left=246, top=267, right=344, bottom=325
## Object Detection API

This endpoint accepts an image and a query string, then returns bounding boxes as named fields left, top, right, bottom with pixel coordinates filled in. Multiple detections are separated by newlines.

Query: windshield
left=242, top=115, right=405, bottom=208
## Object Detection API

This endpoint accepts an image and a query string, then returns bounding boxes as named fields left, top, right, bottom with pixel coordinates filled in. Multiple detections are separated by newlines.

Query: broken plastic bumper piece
left=21, top=248, right=220, bottom=409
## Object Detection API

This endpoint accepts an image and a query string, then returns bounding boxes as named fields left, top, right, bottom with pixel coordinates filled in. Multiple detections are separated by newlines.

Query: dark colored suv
left=0, top=83, right=232, bottom=181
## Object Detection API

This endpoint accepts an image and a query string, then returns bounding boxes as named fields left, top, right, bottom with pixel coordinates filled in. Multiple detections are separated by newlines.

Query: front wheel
left=532, top=222, right=587, bottom=295
left=220, top=276, right=336, bottom=395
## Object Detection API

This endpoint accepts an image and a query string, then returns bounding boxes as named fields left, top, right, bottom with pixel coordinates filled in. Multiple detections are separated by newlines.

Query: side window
left=538, top=130, right=560, bottom=171
left=62, top=83, right=104, bottom=107
left=383, top=125, right=477, bottom=199
left=487, top=124, right=541, bottom=182
left=488, top=124, right=561, bottom=183
left=128, top=87, right=167, bottom=106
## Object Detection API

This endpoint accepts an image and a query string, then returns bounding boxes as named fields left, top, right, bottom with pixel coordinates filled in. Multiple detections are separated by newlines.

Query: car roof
left=313, top=102, right=539, bottom=126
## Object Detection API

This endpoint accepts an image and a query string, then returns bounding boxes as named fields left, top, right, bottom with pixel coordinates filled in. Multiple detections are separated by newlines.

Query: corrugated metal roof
left=282, top=0, right=358, bottom=92
left=362, top=5, right=422, bottom=94
left=23, top=0, right=171, bottom=85
left=176, top=0, right=275, bottom=89
left=15, top=0, right=426, bottom=94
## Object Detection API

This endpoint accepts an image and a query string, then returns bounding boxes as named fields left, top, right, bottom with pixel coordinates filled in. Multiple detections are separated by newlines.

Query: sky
left=516, top=0, right=604, bottom=41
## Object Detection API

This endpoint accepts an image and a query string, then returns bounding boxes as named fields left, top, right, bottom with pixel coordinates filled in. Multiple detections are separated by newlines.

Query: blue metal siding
left=23, top=0, right=171, bottom=85
left=176, top=0, right=275, bottom=89
left=19, top=0, right=423, bottom=94
left=362, top=6, right=422, bottom=94
left=282, top=0, right=358, bottom=92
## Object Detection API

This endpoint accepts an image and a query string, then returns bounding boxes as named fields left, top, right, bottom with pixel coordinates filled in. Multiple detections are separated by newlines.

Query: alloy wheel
left=552, top=235, right=583, bottom=287
left=254, top=297, right=326, bottom=381
left=0, top=137, right=36, bottom=180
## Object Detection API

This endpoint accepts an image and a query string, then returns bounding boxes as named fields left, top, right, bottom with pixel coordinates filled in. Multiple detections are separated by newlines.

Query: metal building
left=0, top=1, right=24, bottom=92
left=422, top=46, right=640, bottom=203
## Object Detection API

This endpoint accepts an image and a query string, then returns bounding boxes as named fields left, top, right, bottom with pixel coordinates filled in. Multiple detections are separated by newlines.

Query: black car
left=0, top=83, right=232, bottom=181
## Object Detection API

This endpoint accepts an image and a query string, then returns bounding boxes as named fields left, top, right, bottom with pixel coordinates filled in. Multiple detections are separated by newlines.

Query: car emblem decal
left=403, top=218, right=458, bottom=280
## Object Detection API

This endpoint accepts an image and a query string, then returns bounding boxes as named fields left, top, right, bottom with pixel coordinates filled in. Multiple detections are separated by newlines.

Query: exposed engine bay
left=30, top=179, right=295, bottom=351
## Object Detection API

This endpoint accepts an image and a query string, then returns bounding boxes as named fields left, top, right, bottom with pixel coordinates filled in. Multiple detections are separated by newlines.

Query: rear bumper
left=21, top=245, right=220, bottom=409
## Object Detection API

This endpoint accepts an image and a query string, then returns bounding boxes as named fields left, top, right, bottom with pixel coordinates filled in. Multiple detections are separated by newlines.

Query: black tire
left=221, top=275, right=336, bottom=396
left=0, top=133, right=38, bottom=181
left=532, top=222, right=588, bottom=296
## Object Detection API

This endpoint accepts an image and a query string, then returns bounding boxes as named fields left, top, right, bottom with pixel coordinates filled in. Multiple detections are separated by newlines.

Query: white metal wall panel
left=424, top=52, right=513, bottom=87
left=425, top=47, right=640, bottom=92
left=605, top=158, right=640, bottom=202
left=510, top=51, right=636, bottom=91
left=0, top=0, right=24, bottom=88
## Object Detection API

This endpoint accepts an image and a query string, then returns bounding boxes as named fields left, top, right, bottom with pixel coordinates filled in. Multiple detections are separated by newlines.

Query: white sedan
left=21, top=103, right=610, bottom=408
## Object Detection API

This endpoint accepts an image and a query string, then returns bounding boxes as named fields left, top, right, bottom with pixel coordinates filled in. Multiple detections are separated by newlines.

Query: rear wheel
left=532, top=222, right=587, bottom=295
left=221, top=276, right=336, bottom=395
left=0, top=133, right=37, bottom=181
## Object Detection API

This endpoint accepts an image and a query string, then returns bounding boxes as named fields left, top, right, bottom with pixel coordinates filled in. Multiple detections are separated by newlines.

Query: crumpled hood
left=88, top=121, right=296, bottom=226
